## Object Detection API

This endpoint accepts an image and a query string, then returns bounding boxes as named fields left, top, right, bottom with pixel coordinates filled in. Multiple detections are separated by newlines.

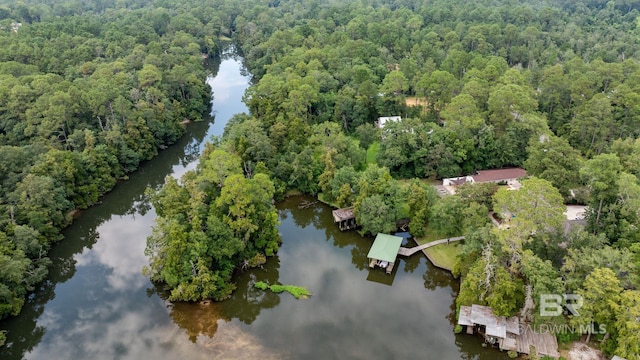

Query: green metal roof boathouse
left=367, top=233, right=403, bottom=274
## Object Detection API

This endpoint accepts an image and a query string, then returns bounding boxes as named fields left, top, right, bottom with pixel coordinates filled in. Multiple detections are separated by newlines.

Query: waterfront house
left=442, top=168, right=527, bottom=194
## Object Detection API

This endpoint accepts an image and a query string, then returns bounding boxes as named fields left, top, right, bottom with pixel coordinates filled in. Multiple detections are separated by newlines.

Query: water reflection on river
left=0, top=48, right=507, bottom=360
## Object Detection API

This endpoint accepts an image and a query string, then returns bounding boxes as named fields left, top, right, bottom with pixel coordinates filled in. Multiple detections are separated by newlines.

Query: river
left=0, top=46, right=506, bottom=360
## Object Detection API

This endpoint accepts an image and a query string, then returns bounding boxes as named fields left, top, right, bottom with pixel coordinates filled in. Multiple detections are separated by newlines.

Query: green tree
left=524, top=135, right=583, bottom=198
left=329, top=166, right=360, bottom=207
left=493, top=177, right=565, bottom=271
left=493, top=177, right=565, bottom=238
left=216, top=173, right=279, bottom=256
left=487, top=265, right=525, bottom=317
left=462, top=202, right=490, bottom=232
left=440, top=93, right=484, bottom=134
left=487, top=83, right=537, bottom=134
left=614, top=290, right=640, bottom=358
left=571, top=268, right=623, bottom=344
left=562, top=245, right=639, bottom=292
left=519, top=250, right=565, bottom=324
left=0, top=233, right=30, bottom=318
left=354, top=123, right=378, bottom=151
left=380, top=70, right=409, bottom=96
left=201, top=148, right=243, bottom=188
left=580, top=153, right=622, bottom=227
left=457, top=246, right=524, bottom=317
left=456, top=182, right=497, bottom=210
left=416, top=70, right=458, bottom=114
left=406, top=179, right=438, bottom=237
left=9, top=174, right=72, bottom=240
left=355, top=194, right=397, bottom=235
left=430, top=195, right=465, bottom=237
left=570, top=93, right=615, bottom=156
left=611, top=138, right=640, bottom=177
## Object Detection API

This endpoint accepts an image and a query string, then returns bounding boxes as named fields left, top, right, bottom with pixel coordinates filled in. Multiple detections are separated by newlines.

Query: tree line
left=0, top=0, right=236, bottom=325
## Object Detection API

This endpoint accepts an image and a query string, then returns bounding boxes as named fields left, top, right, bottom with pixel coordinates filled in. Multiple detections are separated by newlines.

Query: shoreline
left=421, top=247, right=454, bottom=272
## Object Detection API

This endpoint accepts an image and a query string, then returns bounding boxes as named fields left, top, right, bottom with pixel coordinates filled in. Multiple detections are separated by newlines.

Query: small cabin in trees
left=376, top=116, right=402, bottom=140
left=375, top=116, right=402, bottom=129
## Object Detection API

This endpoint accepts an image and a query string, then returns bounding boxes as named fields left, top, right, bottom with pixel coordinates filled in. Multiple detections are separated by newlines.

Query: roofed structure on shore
left=442, top=168, right=527, bottom=194
left=472, top=168, right=527, bottom=183
left=458, top=304, right=519, bottom=340
left=367, top=233, right=403, bottom=274
left=458, top=304, right=559, bottom=358
left=332, top=207, right=357, bottom=231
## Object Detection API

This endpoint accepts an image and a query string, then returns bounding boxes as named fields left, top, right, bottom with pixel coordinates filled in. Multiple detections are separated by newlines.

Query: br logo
left=540, top=294, right=583, bottom=316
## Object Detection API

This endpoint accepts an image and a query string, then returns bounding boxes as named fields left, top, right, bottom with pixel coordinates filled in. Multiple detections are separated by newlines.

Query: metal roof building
left=367, top=233, right=403, bottom=274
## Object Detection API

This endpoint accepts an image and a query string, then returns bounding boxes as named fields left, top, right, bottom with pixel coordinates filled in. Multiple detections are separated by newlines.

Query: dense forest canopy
left=0, top=0, right=232, bottom=323
left=1, top=0, right=640, bottom=357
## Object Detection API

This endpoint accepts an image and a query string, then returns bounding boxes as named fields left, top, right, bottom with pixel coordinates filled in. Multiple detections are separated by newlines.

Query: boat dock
left=332, top=207, right=357, bottom=231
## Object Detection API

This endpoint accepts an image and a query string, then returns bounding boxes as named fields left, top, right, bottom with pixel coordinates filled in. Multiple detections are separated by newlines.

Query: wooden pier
left=397, top=236, right=465, bottom=256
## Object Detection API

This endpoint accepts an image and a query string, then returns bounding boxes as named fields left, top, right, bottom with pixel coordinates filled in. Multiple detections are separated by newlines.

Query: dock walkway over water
left=397, top=236, right=465, bottom=256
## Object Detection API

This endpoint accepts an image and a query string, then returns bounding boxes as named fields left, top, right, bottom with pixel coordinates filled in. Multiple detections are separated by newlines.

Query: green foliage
left=561, top=245, right=638, bottom=293
left=328, top=166, right=359, bottom=207
left=614, top=290, right=640, bottom=358
left=525, top=135, right=583, bottom=198
left=430, top=196, right=466, bottom=237
left=355, top=194, right=397, bottom=235
left=453, top=226, right=496, bottom=278
left=353, top=165, right=404, bottom=235
left=406, top=179, right=438, bottom=237
left=146, top=147, right=280, bottom=302
left=571, top=268, right=623, bottom=346
left=455, top=182, right=497, bottom=211
left=253, top=281, right=311, bottom=300
left=355, top=124, right=378, bottom=151
left=486, top=266, right=524, bottom=317
left=0, top=0, right=221, bottom=319
left=253, top=281, right=269, bottom=291
left=493, top=177, right=565, bottom=240
left=457, top=253, right=524, bottom=318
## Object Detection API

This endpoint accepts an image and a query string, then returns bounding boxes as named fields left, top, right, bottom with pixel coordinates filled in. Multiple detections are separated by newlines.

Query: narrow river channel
left=0, top=46, right=507, bottom=360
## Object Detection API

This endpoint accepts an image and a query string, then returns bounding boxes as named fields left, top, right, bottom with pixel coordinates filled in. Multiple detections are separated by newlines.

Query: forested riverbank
left=0, top=0, right=231, bottom=328
left=2, top=0, right=640, bottom=358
